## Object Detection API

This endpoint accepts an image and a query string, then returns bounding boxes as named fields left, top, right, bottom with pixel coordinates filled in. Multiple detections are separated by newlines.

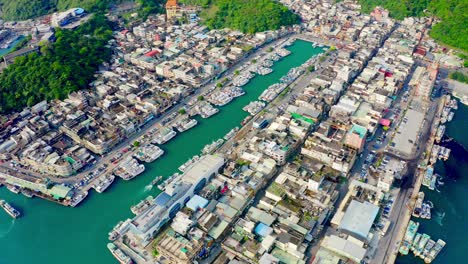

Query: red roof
left=379, top=119, right=391, bottom=126
left=145, top=50, right=160, bottom=57
left=166, top=0, right=178, bottom=8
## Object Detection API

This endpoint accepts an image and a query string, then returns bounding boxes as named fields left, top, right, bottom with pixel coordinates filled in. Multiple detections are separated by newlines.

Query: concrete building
left=338, top=200, right=379, bottom=241
left=123, top=155, right=224, bottom=245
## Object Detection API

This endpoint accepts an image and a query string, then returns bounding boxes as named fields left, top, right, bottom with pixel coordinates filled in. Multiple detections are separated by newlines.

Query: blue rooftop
left=155, top=192, right=171, bottom=206
left=254, top=222, right=273, bottom=237
left=186, top=195, right=209, bottom=211
left=74, top=8, right=85, bottom=15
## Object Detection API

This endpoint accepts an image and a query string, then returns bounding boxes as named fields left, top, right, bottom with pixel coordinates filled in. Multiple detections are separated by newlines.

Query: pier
left=386, top=95, right=446, bottom=264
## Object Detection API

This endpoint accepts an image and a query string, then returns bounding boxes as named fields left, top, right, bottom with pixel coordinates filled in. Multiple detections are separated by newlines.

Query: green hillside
left=0, top=0, right=118, bottom=21
left=180, top=0, right=299, bottom=34
left=0, top=15, right=113, bottom=114
left=358, top=0, right=468, bottom=51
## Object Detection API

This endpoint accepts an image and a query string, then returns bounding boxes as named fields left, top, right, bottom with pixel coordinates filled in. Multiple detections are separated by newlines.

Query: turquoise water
left=0, top=36, right=25, bottom=56
left=0, top=40, right=323, bottom=264
left=396, top=101, right=468, bottom=264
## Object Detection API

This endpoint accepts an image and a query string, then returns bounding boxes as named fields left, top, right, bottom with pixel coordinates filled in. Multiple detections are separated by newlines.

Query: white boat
left=152, top=128, right=177, bottom=145
left=70, top=191, right=88, bottom=207
left=130, top=196, right=154, bottom=215
left=176, top=118, right=198, bottom=132
left=107, top=243, right=133, bottom=264
left=6, top=185, right=20, bottom=194
left=224, top=127, right=239, bottom=140
left=202, top=139, right=224, bottom=154
left=447, top=111, right=454, bottom=122
left=114, top=158, right=145, bottom=181
left=94, top=175, right=115, bottom=193
left=134, top=144, right=164, bottom=163
left=424, top=239, right=446, bottom=263
left=0, top=200, right=21, bottom=219
left=243, top=101, right=266, bottom=116
left=199, top=103, right=219, bottom=118
left=178, top=155, right=200, bottom=172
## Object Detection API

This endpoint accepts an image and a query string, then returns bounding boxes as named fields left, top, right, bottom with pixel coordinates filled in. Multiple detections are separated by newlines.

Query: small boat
left=0, top=200, right=21, bottom=219
left=151, top=176, right=163, bottom=186
left=6, top=185, right=20, bottom=194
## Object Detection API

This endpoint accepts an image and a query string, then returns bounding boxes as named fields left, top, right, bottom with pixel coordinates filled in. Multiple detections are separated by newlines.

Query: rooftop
left=339, top=200, right=379, bottom=241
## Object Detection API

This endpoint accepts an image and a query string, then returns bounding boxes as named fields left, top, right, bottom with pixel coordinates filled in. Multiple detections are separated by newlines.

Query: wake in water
left=143, top=184, right=153, bottom=192
left=435, top=211, right=446, bottom=226
left=0, top=219, right=15, bottom=238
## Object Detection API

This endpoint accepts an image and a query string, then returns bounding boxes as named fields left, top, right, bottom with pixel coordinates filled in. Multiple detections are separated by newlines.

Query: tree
left=188, top=0, right=299, bottom=34
left=0, top=15, right=113, bottom=114
left=178, top=109, right=187, bottom=115
left=307, top=65, right=315, bottom=72
left=197, top=95, right=204, bottom=101
left=133, top=141, right=140, bottom=147
left=234, top=70, right=240, bottom=75
left=216, top=82, right=223, bottom=88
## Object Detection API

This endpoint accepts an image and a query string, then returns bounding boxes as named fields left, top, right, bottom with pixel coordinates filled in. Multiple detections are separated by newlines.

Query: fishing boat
left=0, top=200, right=21, bottom=219
left=107, top=243, right=133, bottom=264
left=424, top=239, right=446, bottom=263
left=399, top=220, right=419, bottom=255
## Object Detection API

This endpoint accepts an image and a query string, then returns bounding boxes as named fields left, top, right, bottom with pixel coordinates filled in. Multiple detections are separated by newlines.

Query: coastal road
left=0, top=33, right=299, bottom=189
left=372, top=97, right=441, bottom=264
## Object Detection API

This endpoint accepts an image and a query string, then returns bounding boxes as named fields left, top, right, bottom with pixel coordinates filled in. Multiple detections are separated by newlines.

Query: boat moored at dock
left=107, top=243, right=133, bottom=264
left=93, top=175, right=115, bottom=193
left=202, top=139, right=224, bottom=155
left=130, top=196, right=154, bottom=215
left=399, top=220, right=419, bottom=255
left=424, top=239, right=446, bottom=263
left=152, top=128, right=177, bottom=145
left=114, top=157, right=145, bottom=181
left=70, top=191, right=88, bottom=207
left=134, top=144, right=164, bottom=163
left=175, top=118, right=198, bottom=133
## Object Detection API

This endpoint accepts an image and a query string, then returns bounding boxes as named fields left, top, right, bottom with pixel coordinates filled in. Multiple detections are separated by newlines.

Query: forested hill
left=0, top=0, right=106, bottom=20
left=358, top=0, right=467, bottom=51
left=0, top=15, right=113, bottom=114
left=180, top=0, right=300, bottom=34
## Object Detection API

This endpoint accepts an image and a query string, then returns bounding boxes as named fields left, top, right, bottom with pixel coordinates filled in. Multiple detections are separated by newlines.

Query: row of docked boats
left=440, top=95, right=457, bottom=124
left=224, top=127, right=239, bottom=141
left=208, top=85, right=245, bottom=106
left=259, top=83, right=288, bottom=102
left=399, top=220, right=446, bottom=263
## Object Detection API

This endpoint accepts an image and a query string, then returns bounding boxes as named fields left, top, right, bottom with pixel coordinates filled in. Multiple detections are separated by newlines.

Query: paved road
left=372, top=96, right=441, bottom=264
left=0, top=34, right=298, bottom=189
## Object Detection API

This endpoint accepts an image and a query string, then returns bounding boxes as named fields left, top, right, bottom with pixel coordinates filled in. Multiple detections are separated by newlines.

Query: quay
left=386, top=95, right=447, bottom=264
